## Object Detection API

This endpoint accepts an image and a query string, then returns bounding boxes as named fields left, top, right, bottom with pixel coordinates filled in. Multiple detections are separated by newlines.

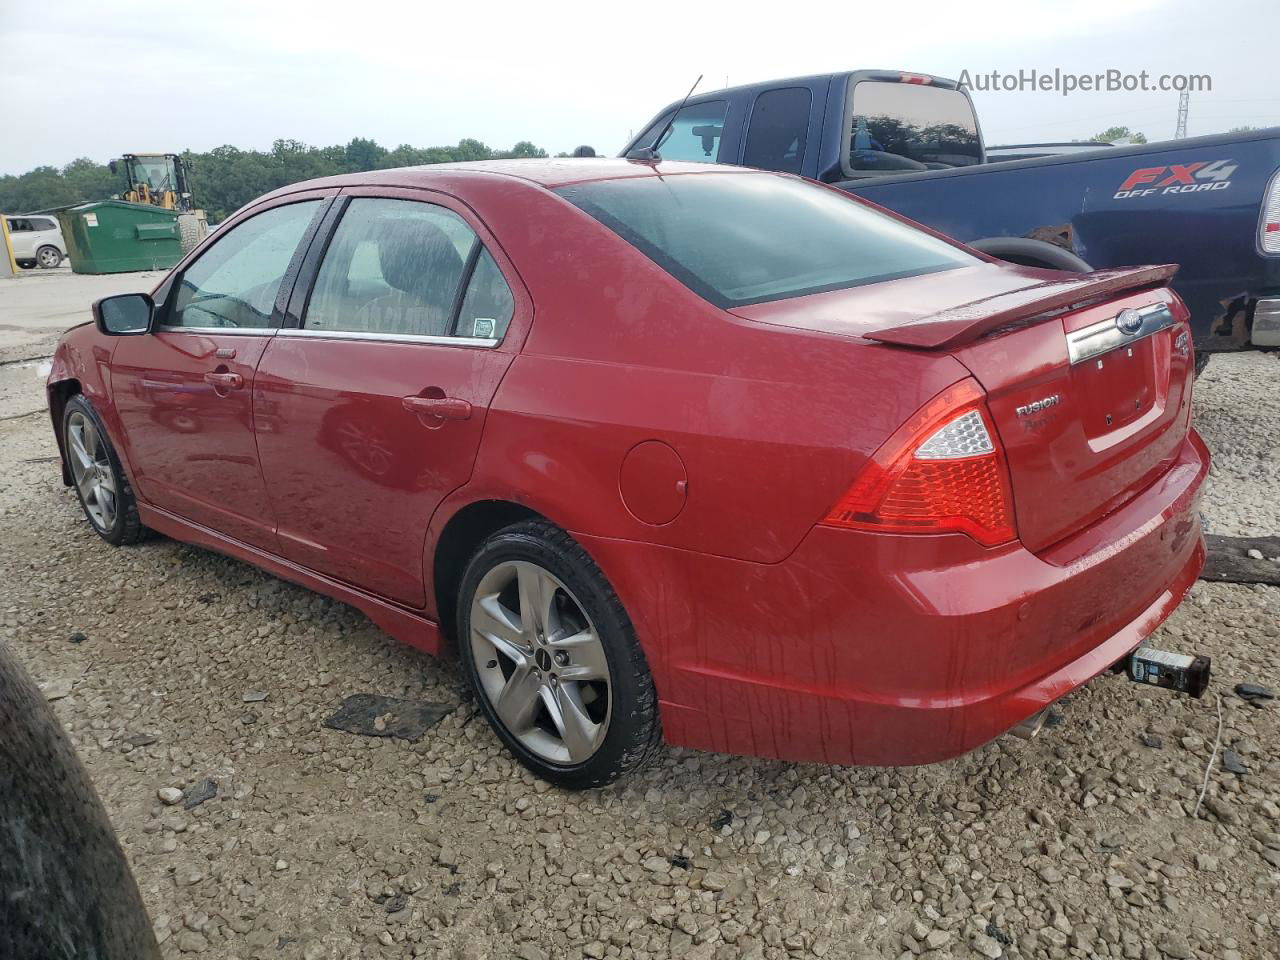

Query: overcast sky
left=2, top=0, right=1277, bottom=174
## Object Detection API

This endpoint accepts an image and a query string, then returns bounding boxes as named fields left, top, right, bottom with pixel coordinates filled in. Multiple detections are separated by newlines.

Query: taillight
left=822, top=379, right=1016, bottom=546
left=1262, top=169, right=1280, bottom=255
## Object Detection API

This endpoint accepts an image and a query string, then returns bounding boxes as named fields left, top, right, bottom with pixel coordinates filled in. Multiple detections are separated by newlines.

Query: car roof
left=262, top=158, right=757, bottom=203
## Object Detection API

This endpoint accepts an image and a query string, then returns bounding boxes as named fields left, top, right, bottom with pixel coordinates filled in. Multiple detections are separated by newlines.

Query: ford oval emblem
left=1115, top=308, right=1144, bottom=335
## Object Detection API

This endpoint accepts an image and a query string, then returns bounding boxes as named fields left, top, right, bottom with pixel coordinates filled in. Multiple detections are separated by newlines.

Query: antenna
left=1175, top=90, right=1189, bottom=139
left=625, top=74, right=703, bottom=162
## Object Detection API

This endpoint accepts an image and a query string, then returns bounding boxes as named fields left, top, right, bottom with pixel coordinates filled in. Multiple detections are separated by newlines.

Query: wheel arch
left=47, top=377, right=83, bottom=486
left=430, top=499, right=545, bottom=645
left=968, top=236, right=1093, bottom=272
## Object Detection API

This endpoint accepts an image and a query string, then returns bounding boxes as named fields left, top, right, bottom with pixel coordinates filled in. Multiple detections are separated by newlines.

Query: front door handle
left=204, top=371, right=244, bottom=390
left=402, top=395, right=472, bottom=420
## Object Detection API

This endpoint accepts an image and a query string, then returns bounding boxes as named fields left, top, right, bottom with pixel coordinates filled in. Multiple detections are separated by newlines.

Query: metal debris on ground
left=1200, top=535, right=1280, bottom=586
left=183, top=778, right=218, bottom=810
left=1221, top=749, right=1248, bottom=775
left=1235, top=682, right=1275, bottom=702
left=322, top=693, right=451, bottom=741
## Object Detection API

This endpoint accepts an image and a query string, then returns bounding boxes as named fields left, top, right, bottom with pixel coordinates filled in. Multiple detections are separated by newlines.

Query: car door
left=109, top=194, right=331, bottom=551
left=254, top=189, right=528, bottom=607
left=29, top=216, right=62, bottom=253
left=7, top=218, right=35, bottom=258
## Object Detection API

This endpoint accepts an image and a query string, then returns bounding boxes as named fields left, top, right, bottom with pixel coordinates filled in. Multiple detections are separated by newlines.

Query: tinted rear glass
left=743, top=87, right=811, bottom=175
left=557, top=173, right=976, bottom=308
left=848, top=81, right=982, bottom=173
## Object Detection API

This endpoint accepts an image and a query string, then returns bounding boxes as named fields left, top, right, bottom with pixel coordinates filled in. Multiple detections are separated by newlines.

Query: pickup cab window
left=846, top=81, right=982, bottom=175
left=743, top=87, right=811, bottom=175
left=639, top=100, right=728, bottom=164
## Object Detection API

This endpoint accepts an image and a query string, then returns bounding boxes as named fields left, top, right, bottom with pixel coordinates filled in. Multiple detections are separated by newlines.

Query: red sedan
left=48, top=160, right=1207, bottom=788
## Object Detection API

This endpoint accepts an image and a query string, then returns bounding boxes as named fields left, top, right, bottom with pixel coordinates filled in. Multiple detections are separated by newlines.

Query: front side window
left=8, top=218, right=32, bottom=232
left=641, top=100, right=728, bottom=164
left=305, top=197, right=513, bottom=341
left=558, top=172, right=976, bottom=308
left=847, top=81, right=982, bottom=174
left=743, top=88, right=811, bottom=175
left=168, top=200, right=321, bottom=329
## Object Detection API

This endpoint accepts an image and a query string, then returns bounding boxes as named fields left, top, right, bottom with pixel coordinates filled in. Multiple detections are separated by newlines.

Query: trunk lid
left=950, top=286, right=1194, bottom=554
left=730, top=263, right=1195, bottom=555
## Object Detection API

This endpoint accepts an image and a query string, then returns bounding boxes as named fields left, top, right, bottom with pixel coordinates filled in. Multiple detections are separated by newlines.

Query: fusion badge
left=1016, top=394, right=1062, bottom=418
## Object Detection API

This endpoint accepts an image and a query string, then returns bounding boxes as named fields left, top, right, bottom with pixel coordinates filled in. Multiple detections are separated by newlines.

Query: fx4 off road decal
left=1114, top=160, right=1237, bottom=199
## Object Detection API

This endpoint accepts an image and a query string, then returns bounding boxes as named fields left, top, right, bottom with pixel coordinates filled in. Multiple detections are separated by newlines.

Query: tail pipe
left=1010, top=708, right=1050, bottom=740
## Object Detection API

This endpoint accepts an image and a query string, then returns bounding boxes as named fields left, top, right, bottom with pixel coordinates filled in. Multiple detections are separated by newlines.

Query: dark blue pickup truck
left=623, top=70, right=1280, bottom=355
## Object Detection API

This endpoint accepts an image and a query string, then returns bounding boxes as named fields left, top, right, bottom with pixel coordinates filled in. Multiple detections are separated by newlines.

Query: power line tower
left=1175, top=90, right=1190, bottom=139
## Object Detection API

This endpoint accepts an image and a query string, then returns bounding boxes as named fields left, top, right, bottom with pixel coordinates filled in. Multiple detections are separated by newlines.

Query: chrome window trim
left=275, top=327, right=500, bottom=349
left=155, top=325, right=276, bottom=335
left=1065, top=303, right=1177, bottom=365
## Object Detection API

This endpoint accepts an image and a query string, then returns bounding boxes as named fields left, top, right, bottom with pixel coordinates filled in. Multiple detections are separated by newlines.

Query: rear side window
left=457, top=250, right=515, bottom=340
left=558, top=173, right=976, bottom=308
left=305, top=197, right=513, bottom=341
left=847, top=81, right=982, bottom=173
left=168, top=200, right=321, bottom=329
left=641, top=100, right=728, bottom=164
left=743, top=88, right=811, bottom=175
left=30, top=217, right=57, bottom=232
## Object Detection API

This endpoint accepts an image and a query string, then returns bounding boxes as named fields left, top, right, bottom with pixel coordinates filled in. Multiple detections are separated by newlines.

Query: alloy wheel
left=66, top=412, right=117, bottom=532
left=469, top=560, right=612, bottom=764
left=38, top=247, right=61, bottom=268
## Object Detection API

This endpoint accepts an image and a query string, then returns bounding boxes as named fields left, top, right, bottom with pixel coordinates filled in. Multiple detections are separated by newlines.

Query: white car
left=6, top=215, right=66, bottom=269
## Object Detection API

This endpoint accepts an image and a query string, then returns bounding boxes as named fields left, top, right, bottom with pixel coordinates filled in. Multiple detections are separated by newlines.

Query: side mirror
left=93, top=293, right=154, bottom=336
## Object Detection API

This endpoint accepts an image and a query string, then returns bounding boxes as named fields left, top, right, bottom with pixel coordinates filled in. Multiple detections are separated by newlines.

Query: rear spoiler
left=864, top=264, right=1179, bottom=350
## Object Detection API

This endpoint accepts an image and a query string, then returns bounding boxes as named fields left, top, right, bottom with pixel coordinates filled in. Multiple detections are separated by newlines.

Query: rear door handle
left=204, top=371, right=244, bottom=390
left=402, top=395, right=472, bottom=420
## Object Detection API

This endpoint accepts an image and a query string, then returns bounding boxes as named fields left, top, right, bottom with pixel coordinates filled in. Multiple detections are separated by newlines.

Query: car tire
left=36, top=245, right=63, bottom=269
left=1194, top=352, right=1212, bottom=378
left=456, top=520, right=661, bottom=789
left=62, top=396, right=147, bottom=546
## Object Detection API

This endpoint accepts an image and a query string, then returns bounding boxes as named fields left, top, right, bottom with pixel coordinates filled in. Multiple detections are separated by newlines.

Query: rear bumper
left=578, top=429, right=1208, bottom=767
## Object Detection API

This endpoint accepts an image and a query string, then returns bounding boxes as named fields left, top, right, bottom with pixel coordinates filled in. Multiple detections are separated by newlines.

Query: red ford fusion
left=47, top=159, right=1207, bottom=788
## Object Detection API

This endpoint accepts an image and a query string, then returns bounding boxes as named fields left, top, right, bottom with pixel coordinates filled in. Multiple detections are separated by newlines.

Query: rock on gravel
left=1, top=352, right=1277, bottom=959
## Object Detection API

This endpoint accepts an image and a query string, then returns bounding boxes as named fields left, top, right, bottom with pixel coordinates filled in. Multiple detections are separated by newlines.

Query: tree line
left=0, top=137, right=550, bottom=223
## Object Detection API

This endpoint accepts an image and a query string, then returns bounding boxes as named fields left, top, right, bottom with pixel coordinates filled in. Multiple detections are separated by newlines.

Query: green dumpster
left=56, top=200, right=183, bottom=274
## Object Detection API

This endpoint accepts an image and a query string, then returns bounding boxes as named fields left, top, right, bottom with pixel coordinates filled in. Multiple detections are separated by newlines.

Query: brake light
left=822, top=379, right=1016, bottom=546
left=1262, top=170, right=1280, bottom=255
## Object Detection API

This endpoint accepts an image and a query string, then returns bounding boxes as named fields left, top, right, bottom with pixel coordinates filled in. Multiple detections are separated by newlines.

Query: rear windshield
left=556, top=173, right=976, bottom=307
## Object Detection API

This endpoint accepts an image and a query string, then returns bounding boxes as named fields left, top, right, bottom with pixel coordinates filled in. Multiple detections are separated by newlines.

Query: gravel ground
left=1, top=352, right=1278, bottom=960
